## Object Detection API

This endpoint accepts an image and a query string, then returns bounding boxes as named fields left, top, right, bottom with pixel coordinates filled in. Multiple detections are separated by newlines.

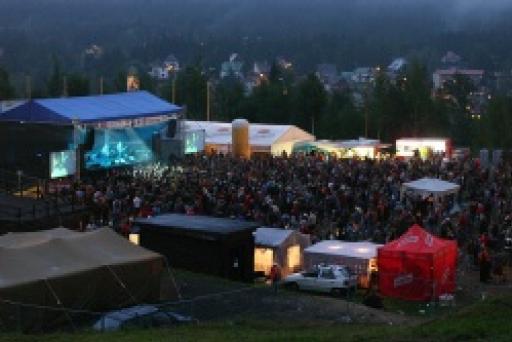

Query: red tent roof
left=379, top=224, right=454, bottom=255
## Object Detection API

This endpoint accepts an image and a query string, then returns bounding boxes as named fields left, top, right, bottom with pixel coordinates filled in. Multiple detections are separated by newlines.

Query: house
left=84, top=44, right=104, bottom=59
left=316, top=64, right=339, bottom=91
left=252, top=61, right=271, bottom=77
left=387, top=58, right=407, bottom=74
left=244, top=61, right=271, bottom=94
left=148, top=54, right=180, bottom=80
left=220, top=54, right=244, bottom=79
left=352, top=67, right=375, bottom=84
left=441, top=51, right=462, bottom=67
left=148, top=64, right=169, bottom=81
left=276, top=56, right=293, bottom=70
left=163, top=54, right=180, bottom=73
left=433, top=68, right=484, bottom=90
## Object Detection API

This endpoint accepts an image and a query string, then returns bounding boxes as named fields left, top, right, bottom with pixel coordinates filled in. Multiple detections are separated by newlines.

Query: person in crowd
left=269, top=263, right=282, bottom=293
left=68, top=152, right=512, bottom=284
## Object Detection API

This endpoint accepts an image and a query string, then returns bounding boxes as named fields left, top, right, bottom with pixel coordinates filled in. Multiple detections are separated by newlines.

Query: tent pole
left=44, top=279, right=76, bottom=331
left=105, top=265, right=138, bottom=304
left=163, top=258, right=182, bottom=300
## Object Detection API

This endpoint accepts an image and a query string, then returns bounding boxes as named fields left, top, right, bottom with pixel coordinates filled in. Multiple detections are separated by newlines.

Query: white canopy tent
left=304, top=240, right=382, bottom=287
left=401, top=177, right=460, bottom=198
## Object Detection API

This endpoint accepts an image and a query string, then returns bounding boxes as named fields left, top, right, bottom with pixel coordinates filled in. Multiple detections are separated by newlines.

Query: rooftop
left=135, top=214, right=260, bottom=235
left=0, top=91, right=181, bottom=124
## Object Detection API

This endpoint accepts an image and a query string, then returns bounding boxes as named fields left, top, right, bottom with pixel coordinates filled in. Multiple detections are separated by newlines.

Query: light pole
left=206, top=80, right=211, bottom=121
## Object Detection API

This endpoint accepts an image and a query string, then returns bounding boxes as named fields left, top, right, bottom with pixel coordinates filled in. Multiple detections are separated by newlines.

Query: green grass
left=2, top=295, right=511, bottom=342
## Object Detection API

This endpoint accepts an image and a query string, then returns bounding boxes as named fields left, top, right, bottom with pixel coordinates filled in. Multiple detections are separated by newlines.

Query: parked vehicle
left=282, top=265, right=357, bottom=296
left=93, top=305, right=196, bottom=331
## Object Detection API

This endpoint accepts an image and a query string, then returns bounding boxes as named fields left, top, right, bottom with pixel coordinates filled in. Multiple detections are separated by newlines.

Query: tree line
left=1, top=61, right=511, bottom=150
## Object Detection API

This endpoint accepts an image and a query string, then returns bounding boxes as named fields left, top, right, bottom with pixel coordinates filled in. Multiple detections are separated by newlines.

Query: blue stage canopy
left=0, top=91, right=181, bottom=124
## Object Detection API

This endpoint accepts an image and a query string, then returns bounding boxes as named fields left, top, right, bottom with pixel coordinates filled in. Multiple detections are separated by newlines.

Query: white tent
left=304, top=240, right=382, bottom=287
left=402, top=177, right=460, bottom=198
left=253, top=228, right=311, bottom=277
left=183, top=120, right=314, bottom=155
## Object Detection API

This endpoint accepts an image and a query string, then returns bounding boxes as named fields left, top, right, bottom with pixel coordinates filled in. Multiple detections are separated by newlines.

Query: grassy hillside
left=2, top=295, right=511, bottom=341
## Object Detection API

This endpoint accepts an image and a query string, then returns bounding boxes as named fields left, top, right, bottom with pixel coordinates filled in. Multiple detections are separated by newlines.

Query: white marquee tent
left=304, top=240, right=382, bottom=287
left=183, top=120, right=314, bottom=155
left=402, top=177, right=460, bottom=198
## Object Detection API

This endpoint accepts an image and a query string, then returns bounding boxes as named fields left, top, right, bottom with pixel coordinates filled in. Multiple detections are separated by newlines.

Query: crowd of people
left=66, top=152, right=512, bottom=283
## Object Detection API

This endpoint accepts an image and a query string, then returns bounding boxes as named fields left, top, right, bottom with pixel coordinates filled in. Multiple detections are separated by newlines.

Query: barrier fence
left=0, top=286, right=260, bottom=334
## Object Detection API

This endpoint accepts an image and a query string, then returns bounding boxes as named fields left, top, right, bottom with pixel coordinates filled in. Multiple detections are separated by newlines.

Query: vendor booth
left=401, top=177, right=460, bottom=199
left=378, top=225, right=457, bottom=301
left=396, top=138, right=452, bottom=159
left=304, top=240, right=382, bottom=288
left=253, top=228, right=311, bottom=277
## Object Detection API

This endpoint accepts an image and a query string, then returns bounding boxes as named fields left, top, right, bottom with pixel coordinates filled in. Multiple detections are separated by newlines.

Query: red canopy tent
left=378, top=224, right=457, bottom=301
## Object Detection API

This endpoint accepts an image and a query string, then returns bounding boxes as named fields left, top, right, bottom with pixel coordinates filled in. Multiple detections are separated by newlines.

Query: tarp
left=402, top=177, right=460, bottom=197
left=0, top=91, right=181, bottom=124
left=378, top=225, right=457, bottom=301
left=0, top=228, right=170, bottom=331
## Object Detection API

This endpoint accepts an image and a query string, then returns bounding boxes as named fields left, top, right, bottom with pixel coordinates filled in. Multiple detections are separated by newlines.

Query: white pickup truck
left=282, top=265, right=357, bottom=296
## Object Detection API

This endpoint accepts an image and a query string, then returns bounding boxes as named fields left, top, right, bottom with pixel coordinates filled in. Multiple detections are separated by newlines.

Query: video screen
left=85, top=123, right=165, bottom=169
left=50, top=150, right=76, bottom=179
left=184, top=129, right=205, bottom=154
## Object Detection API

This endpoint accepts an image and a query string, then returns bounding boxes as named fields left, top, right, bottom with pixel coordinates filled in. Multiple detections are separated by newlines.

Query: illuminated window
left=287, top=245, right=301, bottom=271
left=129, top=233, right=140, bottom=245
left=254, top=248, right=274, bottom=275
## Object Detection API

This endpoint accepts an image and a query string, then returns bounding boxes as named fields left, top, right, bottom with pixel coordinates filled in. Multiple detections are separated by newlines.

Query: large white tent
left=304, top=240, right=382, bottom=287
left=402, top=177, right=460, bottom=198
left=183, top=120, right=314, bottom=155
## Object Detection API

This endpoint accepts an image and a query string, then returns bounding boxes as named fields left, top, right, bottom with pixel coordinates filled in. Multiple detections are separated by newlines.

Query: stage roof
left=0, top=91, right=181, bottom=124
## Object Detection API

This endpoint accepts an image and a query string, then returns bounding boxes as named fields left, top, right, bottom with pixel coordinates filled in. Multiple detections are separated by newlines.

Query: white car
left=282, top=265, right=357, bottom=296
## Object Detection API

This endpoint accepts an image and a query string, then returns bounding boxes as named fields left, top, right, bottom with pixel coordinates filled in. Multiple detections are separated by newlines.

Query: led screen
left=50, top=150, right=76, bottom=179
left=85, top=123, right=165, bottom=169
left=184, top=129, right=205, bottom=154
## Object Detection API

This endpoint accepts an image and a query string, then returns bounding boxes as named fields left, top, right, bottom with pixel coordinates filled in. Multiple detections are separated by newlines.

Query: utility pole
left=365, top=107, right=368, bottom=138
left=206, top=80, right=211, bottom=121
left=25, top=75, right=32, bottom=99
left=62, top=76, right=68, bottom=97
left=172, top=78, right=176, bottom=103
left=99, top=76, right=104, bottom=95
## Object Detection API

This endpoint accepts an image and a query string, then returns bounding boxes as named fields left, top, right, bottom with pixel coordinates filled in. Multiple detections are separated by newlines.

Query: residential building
left=441, top=51, right=462, bottom=68
left=316, top=64, right=339, bottom=92
left=148, top=54, right=180, bottom=81
left=433, top=68, right=485, bottom=90
left=220, top=54, right=244, bottom=79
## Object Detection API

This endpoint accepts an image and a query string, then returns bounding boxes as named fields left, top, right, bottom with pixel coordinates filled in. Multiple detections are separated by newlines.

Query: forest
left=1, top=0, right=512, bottom=148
